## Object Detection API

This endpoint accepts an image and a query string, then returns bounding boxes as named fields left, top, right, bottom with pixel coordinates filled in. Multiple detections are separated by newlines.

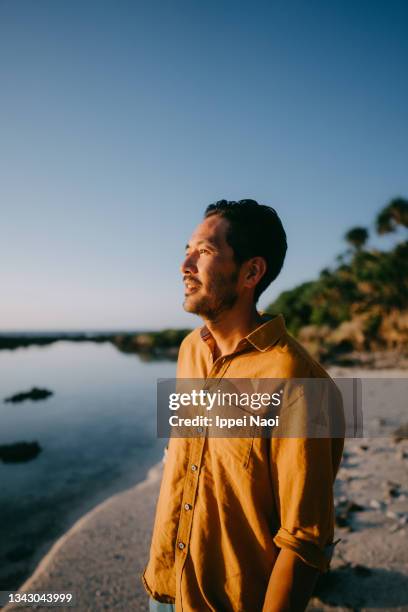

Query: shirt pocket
left=208, top=435, right=254, bottom=470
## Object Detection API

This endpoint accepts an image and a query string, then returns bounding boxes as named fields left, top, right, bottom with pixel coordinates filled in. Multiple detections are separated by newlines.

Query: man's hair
left=204, top=199, right=287, bottom=301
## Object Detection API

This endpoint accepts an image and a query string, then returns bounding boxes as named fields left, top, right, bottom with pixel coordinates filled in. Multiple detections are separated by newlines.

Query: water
left=0, top=341, right=175, bottom=591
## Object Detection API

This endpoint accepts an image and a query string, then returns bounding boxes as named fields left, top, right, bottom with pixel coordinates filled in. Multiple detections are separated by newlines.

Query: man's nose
left=180, top=252, right=198, bottom=275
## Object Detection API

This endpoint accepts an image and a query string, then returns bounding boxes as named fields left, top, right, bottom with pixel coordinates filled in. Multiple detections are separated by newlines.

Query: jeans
left=149, top=597, right=175, bottom=611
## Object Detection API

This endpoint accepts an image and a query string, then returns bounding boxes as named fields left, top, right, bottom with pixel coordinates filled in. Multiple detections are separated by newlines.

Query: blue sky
left=1, top=0, right=407, bottom=330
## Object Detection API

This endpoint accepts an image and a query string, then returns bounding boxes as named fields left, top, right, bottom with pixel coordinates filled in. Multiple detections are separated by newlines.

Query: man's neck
left=203, top=305, right=264, bottom=359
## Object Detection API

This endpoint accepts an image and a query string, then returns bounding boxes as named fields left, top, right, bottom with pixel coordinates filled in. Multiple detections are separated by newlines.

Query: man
left=143, top=199, right=344, bottom=611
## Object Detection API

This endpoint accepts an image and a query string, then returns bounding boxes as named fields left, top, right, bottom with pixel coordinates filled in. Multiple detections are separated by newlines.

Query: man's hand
left=262, top=548, right=320, bottom=612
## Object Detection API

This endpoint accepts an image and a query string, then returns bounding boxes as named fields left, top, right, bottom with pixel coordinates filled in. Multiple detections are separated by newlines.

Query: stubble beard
left=183, top=270, right=239, bottom=321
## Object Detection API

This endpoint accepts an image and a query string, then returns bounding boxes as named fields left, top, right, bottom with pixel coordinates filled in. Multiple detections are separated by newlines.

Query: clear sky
left=1, top=0, right=407, bottom=331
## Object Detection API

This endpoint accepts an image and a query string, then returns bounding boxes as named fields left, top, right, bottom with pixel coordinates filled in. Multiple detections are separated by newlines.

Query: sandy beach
left=3, top=367, right=408, bottom=612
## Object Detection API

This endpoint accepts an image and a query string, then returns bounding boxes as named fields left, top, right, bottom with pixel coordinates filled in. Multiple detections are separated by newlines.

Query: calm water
left=0, top=341, right=175, bottom=591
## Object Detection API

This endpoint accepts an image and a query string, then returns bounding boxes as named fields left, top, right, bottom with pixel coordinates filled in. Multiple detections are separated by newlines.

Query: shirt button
left=197, top=427, right=204, bottom=433
left=184, top=503, right=192, bottom=511
left=191, top=464, right=198, bottom=472
left=178, top=542, right=185, bottom=550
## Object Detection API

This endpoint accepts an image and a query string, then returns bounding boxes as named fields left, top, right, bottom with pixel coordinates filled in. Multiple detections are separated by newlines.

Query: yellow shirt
left=142, top=314, right=344, bottom=611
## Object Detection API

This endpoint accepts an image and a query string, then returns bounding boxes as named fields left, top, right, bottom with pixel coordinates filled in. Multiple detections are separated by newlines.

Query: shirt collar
left=245, top=313, right=286, bottom=351
left=200, top=313, right=286, bottom=354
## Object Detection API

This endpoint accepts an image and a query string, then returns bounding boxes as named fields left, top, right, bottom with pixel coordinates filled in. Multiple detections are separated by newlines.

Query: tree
left=376, top=197, right=408, bottom=235
left=266, top=194, right=408, bottom=346
left=344, top=227, right=369, bottom=250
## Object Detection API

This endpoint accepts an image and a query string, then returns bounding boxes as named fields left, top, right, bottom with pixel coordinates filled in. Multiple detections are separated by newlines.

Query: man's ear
left=243, top=257, right=267, bottom=288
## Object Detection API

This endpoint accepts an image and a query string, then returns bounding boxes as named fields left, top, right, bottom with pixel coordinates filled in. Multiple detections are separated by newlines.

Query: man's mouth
left=184, top=280, right=201, bottom=295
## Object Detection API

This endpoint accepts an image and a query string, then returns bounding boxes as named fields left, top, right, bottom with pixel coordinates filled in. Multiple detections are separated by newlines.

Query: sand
left=3, top=368, right=408, bottom=612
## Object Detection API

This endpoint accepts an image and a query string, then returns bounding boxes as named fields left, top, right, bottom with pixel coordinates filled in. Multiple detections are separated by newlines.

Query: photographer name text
left=169, top=414, right=279, bottom=429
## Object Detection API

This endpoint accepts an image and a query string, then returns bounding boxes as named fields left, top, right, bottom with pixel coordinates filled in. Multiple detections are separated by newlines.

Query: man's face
left=181, top=215, right=241, bottom=320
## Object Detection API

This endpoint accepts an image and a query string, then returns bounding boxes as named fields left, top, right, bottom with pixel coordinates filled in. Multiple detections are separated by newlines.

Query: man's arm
left=262, top=548, right=320, bottom=612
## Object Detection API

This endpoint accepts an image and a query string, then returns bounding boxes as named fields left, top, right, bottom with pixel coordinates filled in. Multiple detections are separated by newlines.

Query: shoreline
left=0, top=332, right=189, bottom=361
left=1, top=334, right=407, bottom=369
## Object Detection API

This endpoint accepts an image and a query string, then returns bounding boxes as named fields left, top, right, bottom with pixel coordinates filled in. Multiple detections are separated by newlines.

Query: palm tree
left=376, top=197, right=408, bottom=234
left=344, top=227, right=369, bottom=250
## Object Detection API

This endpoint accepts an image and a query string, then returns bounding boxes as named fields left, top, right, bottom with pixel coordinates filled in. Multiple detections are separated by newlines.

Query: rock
left=386, top=480, right=401, bottom=488
left=393, top=422, right=408, bottom=443
left=335, top=514, right=350, bottom=528
left=0, top=441, right=42, bottom=463
left=383, top=480, right=402, bottom=498
left=4, top=387, right=54, bottom=404
left=374, top=417, right=388, bottom=427
left=335, top=499, right=364, bottom=511
left=369, top=499, right=384, bottom=510
left=335, top=498, right=365, bottom=527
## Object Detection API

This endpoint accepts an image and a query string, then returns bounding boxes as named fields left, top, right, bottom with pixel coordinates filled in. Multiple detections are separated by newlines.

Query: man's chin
left=183, top=297, right=200, bottom=314
left=183, top=293, right=210, bottom=315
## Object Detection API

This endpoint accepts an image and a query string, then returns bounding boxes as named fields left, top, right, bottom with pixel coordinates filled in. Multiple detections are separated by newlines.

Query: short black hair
left=205, top=199, right=287, bottom=301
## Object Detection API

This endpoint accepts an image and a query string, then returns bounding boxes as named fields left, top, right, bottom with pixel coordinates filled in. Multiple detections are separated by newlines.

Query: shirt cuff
left=273, top=528, right=334, bottom=572
left=141, top=570, right=175, bottom=604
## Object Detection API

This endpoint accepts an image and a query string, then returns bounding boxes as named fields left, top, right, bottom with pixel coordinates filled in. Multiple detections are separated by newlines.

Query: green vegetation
left=111, top=328, right=191, bottom=357
left=266, top=197, right=408, bottom=358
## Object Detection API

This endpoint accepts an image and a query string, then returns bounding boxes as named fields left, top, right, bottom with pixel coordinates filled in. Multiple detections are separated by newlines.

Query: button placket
left=175, top=437, right=205, bottom=559
left=208, top=354, right=233, bottom=381
left=176, top=359, right=233, bottom=597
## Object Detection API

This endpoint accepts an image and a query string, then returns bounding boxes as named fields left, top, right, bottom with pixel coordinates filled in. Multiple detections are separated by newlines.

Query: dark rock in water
left=394, top=422, right=408, bottom=443
left=0, top=441, right=42, bottom=463
left=4, top=387, right=54, bottom=404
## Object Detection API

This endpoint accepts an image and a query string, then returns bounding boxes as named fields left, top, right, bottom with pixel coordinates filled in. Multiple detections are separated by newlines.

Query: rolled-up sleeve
left=271, top=435, right=340, bottom=571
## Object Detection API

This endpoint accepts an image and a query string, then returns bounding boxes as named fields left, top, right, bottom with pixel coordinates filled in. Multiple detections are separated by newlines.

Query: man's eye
left=199, top=248, right=209, bottom=254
